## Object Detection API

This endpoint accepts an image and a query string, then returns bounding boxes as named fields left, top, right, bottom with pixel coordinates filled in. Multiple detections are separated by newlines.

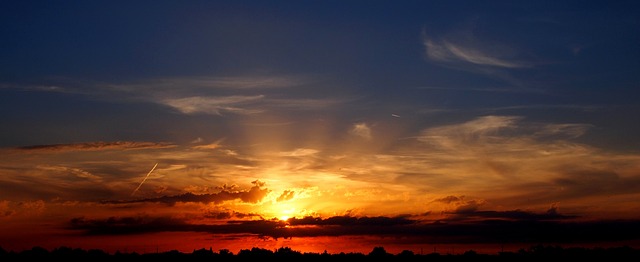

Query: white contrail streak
left=131, top=163, right=158, bottom=196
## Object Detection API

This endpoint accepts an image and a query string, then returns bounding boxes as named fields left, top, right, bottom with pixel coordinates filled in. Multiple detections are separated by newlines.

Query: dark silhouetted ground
left=1, top=244, right=639, bottom=261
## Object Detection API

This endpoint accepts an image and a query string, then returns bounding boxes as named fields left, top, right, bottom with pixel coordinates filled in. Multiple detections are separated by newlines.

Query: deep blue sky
left=2, top=1, right=639, bottom=150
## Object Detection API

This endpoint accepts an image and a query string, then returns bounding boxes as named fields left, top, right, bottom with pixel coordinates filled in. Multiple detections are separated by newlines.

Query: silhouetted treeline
left=1, top=245, right=639, bottom=261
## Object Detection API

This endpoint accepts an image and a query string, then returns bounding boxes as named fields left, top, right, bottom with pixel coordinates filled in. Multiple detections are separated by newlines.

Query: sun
left=271, top=202, right=296, bottom=221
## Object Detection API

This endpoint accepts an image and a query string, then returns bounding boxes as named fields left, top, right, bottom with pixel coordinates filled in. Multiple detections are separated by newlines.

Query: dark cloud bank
left=68, top=209, right=640, bottom=245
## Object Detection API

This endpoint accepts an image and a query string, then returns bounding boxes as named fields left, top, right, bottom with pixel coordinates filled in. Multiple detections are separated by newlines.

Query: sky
left=1, top=0, right=640, bottom=255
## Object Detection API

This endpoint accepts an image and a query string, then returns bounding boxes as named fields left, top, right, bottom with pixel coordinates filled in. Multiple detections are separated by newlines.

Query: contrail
left=131, top=163, right=158, bottom=196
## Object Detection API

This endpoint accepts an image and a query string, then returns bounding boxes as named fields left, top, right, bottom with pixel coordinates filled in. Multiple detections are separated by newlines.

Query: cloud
left=349, top=123, right=372, bottom=140
left=434, top=195, right=464, bottom=204
left=0, top=200, right=15, bottom=217
left=192, top=143, right=222, bottom=150
left=534, top=123, right=592, bottom=138
left=453, top=199, right=485, bottom=214
left=514, top=169, right=640, bottom=203
left=3, top=75, right=354, bottom=117
left=421, top=28, right=537, bottom=90
left=385, top=114, right=640, bottom=212
left=416, top=115, right=593, bottom=154
left=204, top=210, right=265, bottom=220
left=66, top=213, right=640, bottom=245
left=192, top=138, right=226, bottom=150
left=69, top=215, right=191, bottom=235
left=162, top=95, right=265, bottom=115
left=423, top=33, right=531, bottom=69
left=106, top=180, right=271, bottom=205
left=0, top=200, right=46, bottom=218
left=432, top=195, right=486, bottom=214
left=14, top=141, right=176, bottom=152
left=36, top=165, right=102, bottom=182
left=162, top=96, right=352, bottom=115
left=265, top=97, right=350, bottom=109
left=418, top=115, right=521, bottom=149
left=485, top=104, right=602, bottom=112
left=68, top=215, right=290, bottom=237
left=448, top=207, right=578, bottom=221
left=276, top=190, right=295, bottom=202
left=21, top=75, right=307, bottom=95
left=289, top=215, right=416, bottom=227
left=112, top=75, right=308, bottom=92
left=277, top=148, right=319, bottom=157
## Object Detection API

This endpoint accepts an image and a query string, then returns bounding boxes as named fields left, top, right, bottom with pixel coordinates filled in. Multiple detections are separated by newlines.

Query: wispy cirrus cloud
left=416, top=115, right=594, bottom=152
left=14, top=141, right=176, bottom=152
left=162, top=95, right=266, bottom=115
left=5, top=75, right=309, bottom=95
left=421, top=26, right=538, bottom=91
left=277, top=148, right=319, bottom=157
left=424, top=39, right=531, bottom=68
left=481, top=104, right=603, bottom=113
left=2, top=74, right=354, bottom=116
left=110, top=75, right=310, bottom=93
left=36, top=165, right=103, bottom=182
left=422, top=30, right=532, bottom=69
left=161, top=95, right=354, bottom=115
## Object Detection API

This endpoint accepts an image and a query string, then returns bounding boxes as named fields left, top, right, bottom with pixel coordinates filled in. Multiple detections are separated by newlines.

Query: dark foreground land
left=1, top=245, right=639, bottom=261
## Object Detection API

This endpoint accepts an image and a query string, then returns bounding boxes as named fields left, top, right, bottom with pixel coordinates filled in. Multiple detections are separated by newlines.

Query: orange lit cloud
left=349, top=123, right=372, bottom=140
left=276, top=190, right=295, bottom=202
left=106, top=180, right=270, bottom=205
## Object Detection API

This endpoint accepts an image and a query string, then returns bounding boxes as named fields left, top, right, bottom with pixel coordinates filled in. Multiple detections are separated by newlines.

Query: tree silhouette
left=368, top=246, right=391, bottom=257
left=0, top=244, right=639, bottom=261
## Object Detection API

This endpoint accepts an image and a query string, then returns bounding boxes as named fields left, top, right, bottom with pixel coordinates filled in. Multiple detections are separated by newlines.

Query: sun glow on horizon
left=269, top=201, right=298, bottom=222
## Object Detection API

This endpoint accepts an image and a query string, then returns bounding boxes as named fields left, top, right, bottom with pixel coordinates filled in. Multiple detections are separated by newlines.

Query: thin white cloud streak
left=482, top=104, right=602, bottom=112
left=265, top=97, right=352, bottom=109
left=36, top=165, right=102, bottom=182
left=192, top=143, right=221, bottom=150
left=446, top=41, right=529, bottom=68
left=278, top=148, right=319, bottom=157
left=415, top=115, right=591, bottom=155
left=2, top=75, right=308, bottom=95
left=416, top=85, right=544, bottom=94
left=2, top=74, right=354, bottom=116
left=421, top=28, right=539, bottom=92
left=192, top=138, right=226, bottom=150
left=111, top=75, right=309, bottom=93
left=162, top=96, right=354, bottom=115
left=161, top=95, right=265, bottom=115
left=15, top=141, right=176, bottom=152
left=417, top=115, right=521, bottom=151
left=423, top=38, right=531, bottom=69
left=533, top=123, right=592, bottom=138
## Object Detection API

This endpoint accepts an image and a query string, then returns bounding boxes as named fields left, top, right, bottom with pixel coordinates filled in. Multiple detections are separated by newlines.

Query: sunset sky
left=1, top=0, right=640, bottom=255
